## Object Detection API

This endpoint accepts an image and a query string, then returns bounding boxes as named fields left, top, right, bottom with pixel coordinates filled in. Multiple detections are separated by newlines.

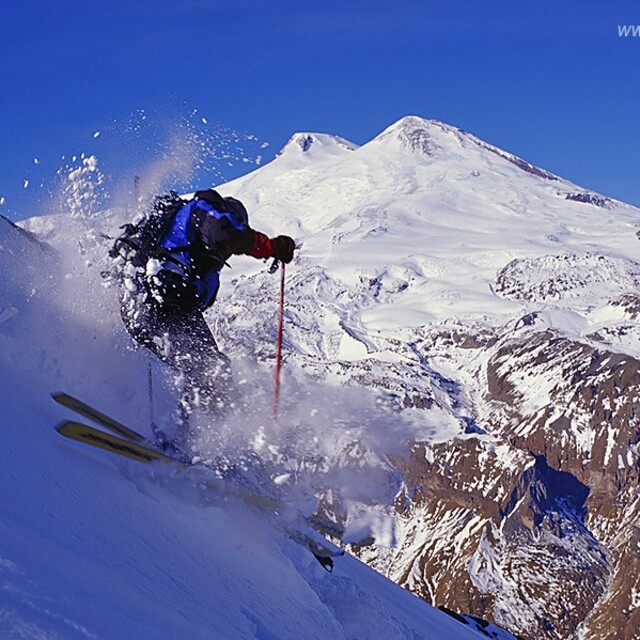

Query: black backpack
left=110, top=191, right=186, bottom=268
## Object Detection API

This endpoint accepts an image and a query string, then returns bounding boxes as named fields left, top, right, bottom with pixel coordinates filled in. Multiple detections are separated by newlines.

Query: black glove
left=270, top=235, right=296, bottom=264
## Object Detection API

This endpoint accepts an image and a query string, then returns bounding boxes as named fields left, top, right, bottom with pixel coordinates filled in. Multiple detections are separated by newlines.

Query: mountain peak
left=388, top=114, right=449, bottom=134
left=277, top=132, right=358, bottom=158
left=371, top=115, right=469, bottom=157
left=368, top=115, right=564, bottom=182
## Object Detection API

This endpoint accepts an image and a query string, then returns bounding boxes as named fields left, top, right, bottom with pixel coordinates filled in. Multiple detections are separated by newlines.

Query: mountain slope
left=211, top=116, right=640, bottom=640
left=1, top=193, right=499, bottom=638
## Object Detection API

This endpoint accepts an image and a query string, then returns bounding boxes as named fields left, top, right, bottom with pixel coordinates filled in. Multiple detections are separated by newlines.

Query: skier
left=116, top=188, right=295, bottom=439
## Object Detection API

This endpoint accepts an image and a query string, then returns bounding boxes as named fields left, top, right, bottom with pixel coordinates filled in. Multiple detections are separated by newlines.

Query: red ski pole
left=273, top=261, right=285, bottom=419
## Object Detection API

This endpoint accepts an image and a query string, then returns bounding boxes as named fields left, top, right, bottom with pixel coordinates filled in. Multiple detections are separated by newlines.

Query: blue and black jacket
left=154, top=190, right=258, bottom=310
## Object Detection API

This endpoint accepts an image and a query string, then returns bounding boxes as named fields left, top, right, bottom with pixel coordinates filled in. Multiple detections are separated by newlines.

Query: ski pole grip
left=268, top=258, right=280, bottom=274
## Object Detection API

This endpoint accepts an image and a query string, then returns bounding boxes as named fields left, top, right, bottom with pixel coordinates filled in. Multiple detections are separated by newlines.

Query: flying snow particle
left=260, top=142, right=270, bottom=149
left=273, top=473, right=291, bottom=486
left=33, top=158, right=40, bottom=165
left=0, top=197, right=5, bottom=205
left=201, top=117, right=208, bottom=125
left=23, top=180, right=29, bottom=189
left=93, top=131, right=101, bottom=139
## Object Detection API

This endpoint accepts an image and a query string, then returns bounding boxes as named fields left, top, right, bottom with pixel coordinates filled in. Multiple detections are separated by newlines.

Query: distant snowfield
left=0, top=118, right=532, bottom=639
left=221, top=117, right=640, bottom=358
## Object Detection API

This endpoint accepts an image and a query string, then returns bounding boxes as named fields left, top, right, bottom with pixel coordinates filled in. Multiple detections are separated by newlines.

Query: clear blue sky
left=1, top=0, right=640, bottom=220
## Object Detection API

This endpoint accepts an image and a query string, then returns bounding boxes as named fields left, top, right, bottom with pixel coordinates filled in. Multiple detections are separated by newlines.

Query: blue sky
left=1, top=0, right=640, bottom=219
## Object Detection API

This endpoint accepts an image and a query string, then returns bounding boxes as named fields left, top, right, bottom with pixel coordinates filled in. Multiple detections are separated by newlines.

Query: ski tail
left=52, top=392, right=145, bottom=442
left=287, top=530, right=344, bottom=572
left=56, top=421, right=178, bottom=465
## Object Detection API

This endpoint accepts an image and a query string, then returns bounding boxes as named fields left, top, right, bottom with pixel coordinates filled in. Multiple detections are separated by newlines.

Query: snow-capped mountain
left=216, top=116, right=640, bottom=640
left=15, top=114, right=640, bottom=639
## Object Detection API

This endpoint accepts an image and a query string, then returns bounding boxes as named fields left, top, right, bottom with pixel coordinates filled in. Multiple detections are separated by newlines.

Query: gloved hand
left=270, top=235, right=296, bottom=264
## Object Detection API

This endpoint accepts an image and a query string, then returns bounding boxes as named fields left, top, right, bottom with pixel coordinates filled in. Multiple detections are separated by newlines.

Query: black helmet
left=224, top=196, right=249, bottom=225
left=194, top=189, right=249, bottom=225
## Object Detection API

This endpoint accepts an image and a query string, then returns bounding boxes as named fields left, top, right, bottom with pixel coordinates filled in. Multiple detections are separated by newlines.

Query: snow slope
left=0, top=216, right=499, bottom=636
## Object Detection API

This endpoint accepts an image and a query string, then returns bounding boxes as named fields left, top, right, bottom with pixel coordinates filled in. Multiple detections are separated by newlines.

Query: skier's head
left=224, top=197, right=249, bottom=225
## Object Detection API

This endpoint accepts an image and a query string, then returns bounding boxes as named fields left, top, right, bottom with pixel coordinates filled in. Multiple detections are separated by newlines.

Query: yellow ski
left=56, top=420, right=179, bottom=465
left=52, top=392, right=145, bottom=442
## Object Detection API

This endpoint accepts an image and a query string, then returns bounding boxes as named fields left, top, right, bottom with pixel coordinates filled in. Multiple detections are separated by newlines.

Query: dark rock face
left=486, top=332, right=640, bottom=488
left=482, top=332, right=640, bottom=639
left=351, top=327, right=640, bottom=640
left=564, top=192, right=612, bottom=208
